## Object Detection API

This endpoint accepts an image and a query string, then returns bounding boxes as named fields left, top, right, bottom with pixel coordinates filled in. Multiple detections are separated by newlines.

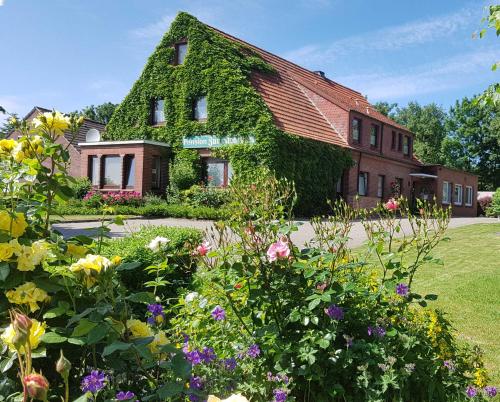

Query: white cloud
left=131, top=14, right=177, bottom=39
left=335, top=48, right=498, bottom=101
left=0, top=0, right=4, bottom=6
left=283, top=5, right=478, bottom=65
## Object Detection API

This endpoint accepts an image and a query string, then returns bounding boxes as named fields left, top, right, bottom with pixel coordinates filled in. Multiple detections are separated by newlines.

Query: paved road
left=52, top=217, right=498, bottom=249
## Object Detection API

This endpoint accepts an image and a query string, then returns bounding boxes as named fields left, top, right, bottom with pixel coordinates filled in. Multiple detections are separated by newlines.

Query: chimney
left=314, top=70, right=326, bottom=78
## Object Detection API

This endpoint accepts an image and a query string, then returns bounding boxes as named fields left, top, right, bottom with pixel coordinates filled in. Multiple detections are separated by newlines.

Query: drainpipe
left=356, top=151, right=362, bottom=193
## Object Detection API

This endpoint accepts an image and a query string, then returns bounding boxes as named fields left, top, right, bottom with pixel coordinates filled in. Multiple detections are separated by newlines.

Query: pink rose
left=385, top=198, right=399, bottom=211
left=267, top=239, right=290, bottom=262
left=196, top=241, right=211, bottom=256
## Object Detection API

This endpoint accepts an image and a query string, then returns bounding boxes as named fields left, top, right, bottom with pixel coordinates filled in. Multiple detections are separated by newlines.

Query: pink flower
left=267, top=239, right=290, bottom=262
left=385, top=198, right=399, bottom=211
left=196, top=241, right=211, bottom=256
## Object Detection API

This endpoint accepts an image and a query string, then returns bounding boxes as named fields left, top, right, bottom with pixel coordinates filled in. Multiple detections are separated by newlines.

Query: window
left=124, top=155, right=135, bottom=189
left=358, top=172, right=368, bottom=196
left=465, top=186, right=473, bottom=206
left=204, top=159, right=231, bottom=187
left=396, top=177, right=404, bottom=195
left=352, top=118, right=361, bottom=143
left=175, top=42, right=188, bottom=65
left=152, top=99, right=165, bottom=125
left=193, top=96, right=208, bottom=121
left=398, top=133, right=402, bottom=151
left=103, top=156, right=121, bottom=187
left=151, top=156, right=161, bottom=190
left=391, top=131, right=396, bottom=150
left=88, top=156, right=100, bottom=186
left=377, top=175, right=385, bottom=198
left=454, top=184, right=463, bottom=205
left=370, top=125, right=378, bottom=147
left=336, top=176, right=343, bottom=194
left=403, top=136, right=410, bottom=156
left=442, top=181, right=451, bottom=204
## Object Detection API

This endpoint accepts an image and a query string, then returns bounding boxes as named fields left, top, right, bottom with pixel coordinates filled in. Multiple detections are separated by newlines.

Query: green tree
left=442, top=95, right=500, bottom=190
left=391, top=102, right=447, bottom=164
left=373, top=101, right=398, bottom=117
left=75, top=102, right=118, bottom=124
left=0, top=112, right=18, bottom=138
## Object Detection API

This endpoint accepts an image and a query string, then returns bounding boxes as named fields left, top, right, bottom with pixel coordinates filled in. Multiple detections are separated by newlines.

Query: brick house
left=11, top=15, right=478, bottom=216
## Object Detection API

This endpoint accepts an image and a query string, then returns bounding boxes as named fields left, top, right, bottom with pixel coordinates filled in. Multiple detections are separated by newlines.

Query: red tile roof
left=210, top=26, right=409, bottom=147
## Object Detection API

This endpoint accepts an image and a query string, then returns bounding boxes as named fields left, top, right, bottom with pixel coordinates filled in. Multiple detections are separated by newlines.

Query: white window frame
left=465, top=186, right=473, bottom=207
left=358, top=172, right=368, bottom=196
left=454, top=184, right=463, bottom=206
left=442, top=181, right=451, bottom=204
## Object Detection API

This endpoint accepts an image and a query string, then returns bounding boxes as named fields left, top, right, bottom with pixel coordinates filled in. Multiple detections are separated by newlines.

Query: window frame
left=398, top=133, right=403, bottom=152
left=193, top=96, right=208, bottom=122
left=454, top=184, right=463, bottom=206
left=102, top=155, right=122, bottom=189
left=88, top=155, right=100, bottom=187
left=203, top=158, right=231, bottom=187
left=351, top=118, right=361, bottom=143
left=358, top=172, right=368, bottom=196
left=151, top=156, right=161, bottom=190
left=370, top=125, right=378, bottom=147
left=403, top=135, right=410, bottom=156
left=377, top=175, right=385, bottom=198
left=442, top=181, right=451, bottom=204
left=124, top=155, right=136, bottom=189
left=391, top=131, right=396, bottom=150
left=151, top=98, right=165, bottom=125
left=465, top=186, right=473, bottom=207
left=174, top=41, right=188, bottom=65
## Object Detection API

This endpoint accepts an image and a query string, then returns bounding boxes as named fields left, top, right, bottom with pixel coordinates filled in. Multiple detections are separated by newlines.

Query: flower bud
left=23, top=373, right=49, bottom=400
left=55, top=350, right=71, bottom=380
left=10, top=310, right=32, bottom=350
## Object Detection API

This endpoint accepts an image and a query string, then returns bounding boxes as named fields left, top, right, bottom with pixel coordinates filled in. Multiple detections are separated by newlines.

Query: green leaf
left=102, top=341, right=132, bottom=357
left=424, top=294, right=438, bottom=301
left=159, top=343, right=180, bottom=354
left=0, top=354, right=17, bottom=373
left=41, top=332, right=67, bottom=344
left=87, top=324, right=109, bottom=344
left=308, top=298, right=322, bottom=311
left=71, top=319, right=97, bottom=337
left=33, top=276, right=64, bottom=292
left=157, top=382, right=184, bottom=398
left=318, top=338, right=330, bottom=349
left=72, top=395, right=89, bottom=402
left=171, top=353, right=191, bottom=379
left=386, top=328, right=398, bottom=337
left=0, top=263, right=10, bottom=282
left=302, top=316, right=310, bottom=326
left=126, top=292, right=156, bottom=303
left=289, top=310, right=301, bottom=322
left=43, top=302, right=70, bottom=319
left=116, top=262, right=142, bottom=272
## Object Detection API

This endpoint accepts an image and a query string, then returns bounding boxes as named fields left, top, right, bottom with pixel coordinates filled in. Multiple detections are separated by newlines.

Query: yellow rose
left=150, top=331, right=168, bottom=353
left=0, top=211, right=28, bottom=238
left=66, top=243, right=88, bottom=259
left=14, top=241, right=49, bottom=272
left=111, top=255, right=122, bottom=266
left=6, top=282, right=50, bottom=312
left=69, top=254, right=111, bottom=288
left=0, top=242, right=15, bottom=261
left=11, top=142, right=25, bottom=163
left=1, top=319, right=46, bottom=354
left=33, top=111, right=70, bottom=136
left=126, top=319, right=152, bottom=338
left=0, top=139, right=17, bottom=153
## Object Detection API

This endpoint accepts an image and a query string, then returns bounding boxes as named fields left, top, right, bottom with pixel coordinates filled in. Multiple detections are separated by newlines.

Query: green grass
left=359, top=223, right=500, bottom=385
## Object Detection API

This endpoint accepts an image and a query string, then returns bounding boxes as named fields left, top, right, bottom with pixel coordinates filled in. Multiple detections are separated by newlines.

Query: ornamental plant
left=170, top=171, right=496, bottom=402
left=0, top=111, right=190, bottom=401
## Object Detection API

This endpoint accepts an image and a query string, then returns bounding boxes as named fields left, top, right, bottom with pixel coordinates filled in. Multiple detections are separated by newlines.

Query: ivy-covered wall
left=106, top=12, right=352, bottom=214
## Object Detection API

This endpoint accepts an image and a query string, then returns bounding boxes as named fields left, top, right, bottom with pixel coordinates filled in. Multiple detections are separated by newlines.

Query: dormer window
left=152, top=99, right=165, bottom=125
left=175, top=42, right=188, bottom=65
left=193, top=96, right=207, bottom=121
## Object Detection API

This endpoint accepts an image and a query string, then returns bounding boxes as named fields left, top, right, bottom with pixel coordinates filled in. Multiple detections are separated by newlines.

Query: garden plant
left=0, top=111, right=497, bottom=401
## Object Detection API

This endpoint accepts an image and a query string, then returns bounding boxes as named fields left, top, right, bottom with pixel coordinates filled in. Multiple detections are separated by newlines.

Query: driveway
left=52, top=216, right=498, bottom=249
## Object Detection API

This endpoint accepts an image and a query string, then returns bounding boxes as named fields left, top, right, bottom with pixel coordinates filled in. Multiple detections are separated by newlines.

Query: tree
left=442, top=95, right=500, bottom=190
left=373, top=101, right=398, bottom=117
left=391, top=102, right=447, bottom=164
left=75, top=102, right=118, bottom=124
left=0, top=112, right=18, bottom=139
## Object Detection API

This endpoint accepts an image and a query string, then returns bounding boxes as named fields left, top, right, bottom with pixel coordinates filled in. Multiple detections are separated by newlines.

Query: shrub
left=486, top=188, right=500, bottom=217
left=69, top=177, right=92, bottom=199
left=181, top=184, right=231, bottom=208
left=82, top=190, right=144, bottom=207
left=478, top=193, right=493, bottom=215
left=169, top=149, right=202, bottom=192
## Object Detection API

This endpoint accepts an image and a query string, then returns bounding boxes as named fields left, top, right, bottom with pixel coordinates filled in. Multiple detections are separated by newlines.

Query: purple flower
left=81, top=370, right=107, bottom=394
left=325, top=304, right=344, bottom=320
left=466, top=386, right=477, bottom=398
left=343, top=334, right=353, bottom=348
left=189, top=376, right=204, bottom=390
left=211, top=305, right=226, bottom=321
left=200, top=347, right=216, bottom=363
left=147, top=303, right=165, bottom=325
left=396, top=283, right=409, bottom=297
left=116, top=391, right=136, bottom=400
left=485, top=386, right=497, bottom=397
left=273, top=389, right=288, bottom=402
left=247, top=343, right=261, bottom=358
left=443, top=360, right=455, bottom=371
left=185, top=349, right=202, bottom=365
left=368, top=326, right=386, bottom=338
left=224, top=357, right=237, bottom=371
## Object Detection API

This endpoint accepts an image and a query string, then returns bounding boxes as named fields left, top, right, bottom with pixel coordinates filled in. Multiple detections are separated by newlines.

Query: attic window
left=175, top=42, right=188, bottom=65
left=193, top=96, right=207, bottom=121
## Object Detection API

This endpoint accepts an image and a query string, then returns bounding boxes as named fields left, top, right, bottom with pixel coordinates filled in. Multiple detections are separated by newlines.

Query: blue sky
left=0, top=0, right=498, bottom=122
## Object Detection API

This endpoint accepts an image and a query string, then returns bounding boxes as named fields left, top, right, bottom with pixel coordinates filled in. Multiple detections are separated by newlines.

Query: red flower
left=24, top=373, right=49, bottom=400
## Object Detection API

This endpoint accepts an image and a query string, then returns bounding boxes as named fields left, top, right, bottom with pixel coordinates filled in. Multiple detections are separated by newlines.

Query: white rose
left=185, top=292, right=199, bottom=303
left=146, top=236, right=170, bottom=253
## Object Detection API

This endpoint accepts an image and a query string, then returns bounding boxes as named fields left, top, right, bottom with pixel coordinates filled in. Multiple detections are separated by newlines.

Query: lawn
left=359, top=223, right=500, bottom=385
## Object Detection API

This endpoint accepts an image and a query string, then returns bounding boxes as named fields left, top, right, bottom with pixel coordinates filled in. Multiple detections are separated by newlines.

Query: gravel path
left=52, top=217, right=498, bottom=249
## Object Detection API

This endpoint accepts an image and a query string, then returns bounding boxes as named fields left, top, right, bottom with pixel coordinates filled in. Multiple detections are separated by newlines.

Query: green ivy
left=106, top=12, right=352, bottom=214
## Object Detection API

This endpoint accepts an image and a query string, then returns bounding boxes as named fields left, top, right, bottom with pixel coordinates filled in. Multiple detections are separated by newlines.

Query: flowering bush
left=83, top=190, right=144, bottom=207
left=486, top=188, right=500, bottom=217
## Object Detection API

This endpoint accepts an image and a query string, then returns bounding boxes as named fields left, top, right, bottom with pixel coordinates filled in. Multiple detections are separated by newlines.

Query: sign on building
left=182, top=135, right=256, bottom=148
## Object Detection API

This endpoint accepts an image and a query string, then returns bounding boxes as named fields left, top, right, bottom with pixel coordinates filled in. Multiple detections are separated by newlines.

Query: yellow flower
left=1, top=319, right=46, bottom=354
left=33, top=111, right=70, bottom=136
left=0, top=139, right=17, bottom=153
left=12, top=142, right=25, bottom=163
left=150, top=331, right=168, bottom=353
left=0, top=211, right=28, bottom=238
left=6, top=282, right=50, bottom=312
left=14, top=240, right=50, bottom=272
left=66, top=243, right=88, bottom=259
left=111, top=255, right=122, bottom=266
left=126, top=319, right=152, bottom=338
left=208, top=395, right=249, bottom=402
left=474, top=368, right=488, bottom=388
left=69, top=254, right=111, bottom=287
left=0, top=242, right=15, bottom=261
